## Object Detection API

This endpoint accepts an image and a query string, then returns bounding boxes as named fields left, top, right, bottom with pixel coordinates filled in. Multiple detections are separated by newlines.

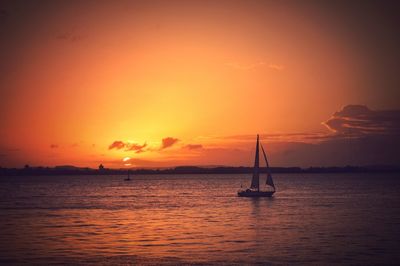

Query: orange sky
left=1, top=1, right=399, bottom=168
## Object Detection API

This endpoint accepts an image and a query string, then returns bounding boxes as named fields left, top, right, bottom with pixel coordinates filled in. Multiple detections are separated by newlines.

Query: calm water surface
left=0, top=173, right=399, bottom=265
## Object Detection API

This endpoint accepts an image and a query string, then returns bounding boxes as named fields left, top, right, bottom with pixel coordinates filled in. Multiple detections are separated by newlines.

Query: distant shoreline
left=1, top=165, right=399, bottom=176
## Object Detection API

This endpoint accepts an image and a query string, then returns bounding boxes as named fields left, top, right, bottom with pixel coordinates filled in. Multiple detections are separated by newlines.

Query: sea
left=0, top=173, right=399, bottom=265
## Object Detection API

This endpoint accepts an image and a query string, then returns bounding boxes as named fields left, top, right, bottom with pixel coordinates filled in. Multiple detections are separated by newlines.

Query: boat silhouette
left=124, top=170, right=131, bottom=181
left=238, top=134, right=276, bottom=197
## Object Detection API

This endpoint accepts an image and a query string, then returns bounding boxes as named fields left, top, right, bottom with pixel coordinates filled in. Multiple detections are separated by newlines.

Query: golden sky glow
left=1, top=1, right=399, bottom=168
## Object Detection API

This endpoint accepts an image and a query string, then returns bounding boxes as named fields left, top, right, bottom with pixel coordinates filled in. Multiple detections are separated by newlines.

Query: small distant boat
left=124, top=170, right=131, bottom=181
left=238, top=134, right=276, bottom=197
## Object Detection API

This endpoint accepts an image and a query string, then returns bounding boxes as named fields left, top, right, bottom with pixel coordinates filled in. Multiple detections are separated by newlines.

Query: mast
left=261, top=144, right=275, bottom=191
left=250, top=134, right=260, bottom=191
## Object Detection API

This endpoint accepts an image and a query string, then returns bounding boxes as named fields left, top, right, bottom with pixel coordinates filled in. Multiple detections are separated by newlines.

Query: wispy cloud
left=225, top=61, right=285, bottom=71
left=109, top=140, right=148, bottom=153
left=108, top=141, right=125, bottom=150
left=217, top=132, right=330, bottom=144
left=183, top=144, right=203, bottom=150
left=268, top=64, right=285, bottom=71
left=55, top=30, right=86, bottom=42
left=225, top=61, right=265, bottom=70
left=126, top=142, right=147, bottom=153
left=0, top=147, right=20, bottom=153
left=55, top=25, right=86, bottom=42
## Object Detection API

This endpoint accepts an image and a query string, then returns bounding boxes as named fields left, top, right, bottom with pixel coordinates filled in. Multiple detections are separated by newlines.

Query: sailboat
left=238, top=134, right=276, bottom=197
left=124, top=170, right=131, bottom=181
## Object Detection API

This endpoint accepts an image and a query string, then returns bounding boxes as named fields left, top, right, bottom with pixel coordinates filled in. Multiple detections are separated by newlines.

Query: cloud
left=0, top=147, right=20, bottom=152
left=161, top=137, right=179, bottom=149
left=108, top=141, right=126, bottom=150
left=225, top=61, right=285, bottom=71
left=225, top=61, right=265, bottom=70
left=126, top=142, right=147, bottom=153
left=0, top=147, right=20, bottom=159
left=268, top=64, right=285, bottom=71
left=108, top=140, right=148, bottom=153
left=50, top=144, right=58, bottom=149
left=55, top=30, right=85, bottom=42
left=323, top=105, right=400, bottom=136
left=215, top=132, right=331, bottom=146
left=184, top=144, right=203, bottom=150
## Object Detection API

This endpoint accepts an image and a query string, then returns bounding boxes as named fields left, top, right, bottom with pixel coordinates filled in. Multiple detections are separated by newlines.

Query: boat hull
left=237, top=190, right=275, bottom=197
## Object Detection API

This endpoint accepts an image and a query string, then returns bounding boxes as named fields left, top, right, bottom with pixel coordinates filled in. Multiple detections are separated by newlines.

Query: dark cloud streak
left=108, top=140, right=148, bottom=153
left=126, top=143, right=147, bottom=153
left=161, top=137, right=179, bottom=149
left=108, top=141, right=125, bottom=150
left=184, top=144, right=203, bottom=150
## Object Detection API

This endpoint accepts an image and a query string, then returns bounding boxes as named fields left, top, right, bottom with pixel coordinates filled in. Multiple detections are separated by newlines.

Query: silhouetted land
left=0, top=165, right=399, bottom=176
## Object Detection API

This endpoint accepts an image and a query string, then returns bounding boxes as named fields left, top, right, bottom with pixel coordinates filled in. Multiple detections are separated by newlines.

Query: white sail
left=261, top=144, right=275, bottom=190
left=250, top=134, right=260, bottom=190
